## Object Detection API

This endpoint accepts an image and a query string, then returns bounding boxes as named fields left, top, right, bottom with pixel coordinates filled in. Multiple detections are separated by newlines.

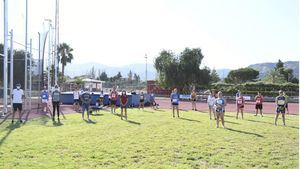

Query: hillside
left=248, top=61, right=299, bottom=79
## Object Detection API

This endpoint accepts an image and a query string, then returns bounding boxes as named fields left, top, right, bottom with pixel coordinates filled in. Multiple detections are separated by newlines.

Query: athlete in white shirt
left=11, top=83, right=25, bottom=123
left=207, top=90, right=216, bottom=120
left=73, top=87, right=80, bottom=112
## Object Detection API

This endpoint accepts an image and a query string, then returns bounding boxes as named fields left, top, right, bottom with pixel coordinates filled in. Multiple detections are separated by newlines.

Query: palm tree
left=58, top=43, right=73, bottom=82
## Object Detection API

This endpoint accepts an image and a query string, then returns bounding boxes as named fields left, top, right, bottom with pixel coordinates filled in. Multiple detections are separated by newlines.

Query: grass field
left=0, top=108, right=298, bottom=169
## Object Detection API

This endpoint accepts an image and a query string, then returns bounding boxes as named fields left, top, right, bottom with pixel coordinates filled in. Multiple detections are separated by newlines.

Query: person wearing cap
left=40, top=86, right=49, bottom=113
left=81, top=88, right=91, bottom=120
left=120, top=90, right=128, bottom=120
left=11, top=83, right=25, bottom=123
left=51, top=85, right=61, bottom=122
left=275, top=90, right=287, bottom=126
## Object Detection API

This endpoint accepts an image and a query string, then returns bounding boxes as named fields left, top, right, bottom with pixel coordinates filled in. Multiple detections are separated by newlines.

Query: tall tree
left=225, top=68, right=259, bottom=84
left=58, top=43, right=74, bottom=82
left=99, top=71, right=108, bottom=81
left=210, top=68, right=221, bottom=83
left=128, top=70, right=133, bottom=81
left=154, top=48, right=209, bottom=90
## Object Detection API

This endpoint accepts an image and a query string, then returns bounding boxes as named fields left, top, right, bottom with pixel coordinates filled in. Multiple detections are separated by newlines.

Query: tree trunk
left=62, top=64, right=65, bottom=82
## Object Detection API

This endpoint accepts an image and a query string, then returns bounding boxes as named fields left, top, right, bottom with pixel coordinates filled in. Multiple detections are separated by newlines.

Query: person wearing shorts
left=139, top=92, right=145, bottom=110
left=11, top=83, right=25, bottom=123
left=110, top=87, right=118, bottom=113
left=120, top=90, right=128, bottom=120
left=275, top=90, right=287, bottom=126
left=170, top=88, right=180, bottom=118
left=214, top=91, right=226, bottom=128
left=40, top=86, right=49, bottom=113
left=73, top=87, right=80, bottom=112
left=191, top=90, right=197, bottom=111
left=207, top=90, right=216, bottom=120
left=236, top=93, right=245, bottom=119
left=254, top=92, right=264, bottom=117
left=81, top=88, right=91, bottom=120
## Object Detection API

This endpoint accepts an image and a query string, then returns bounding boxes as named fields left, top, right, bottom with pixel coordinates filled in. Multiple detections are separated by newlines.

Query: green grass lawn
left=0, top=108, right=298, bottom=169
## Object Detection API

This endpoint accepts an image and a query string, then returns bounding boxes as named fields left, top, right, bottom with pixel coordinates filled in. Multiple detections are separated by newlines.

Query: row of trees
left=85, top=67, right=141, bottom=83
left=154, top=47, right=298, bottom=95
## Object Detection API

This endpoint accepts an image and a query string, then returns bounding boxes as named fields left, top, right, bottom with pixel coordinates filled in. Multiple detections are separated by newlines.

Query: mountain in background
left=65, top=63, right=157, bottom=80
left=64, top=61, right=299, bottom=81
left=248, top=61, right=299, bottom=79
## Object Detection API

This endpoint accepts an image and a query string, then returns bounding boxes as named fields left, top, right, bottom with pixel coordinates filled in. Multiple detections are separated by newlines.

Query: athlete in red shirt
left=236, top=93, right=245, bottom=119
left=254, top=92, right=264, bottom=117
left=110, top=87, right=118, bottom=113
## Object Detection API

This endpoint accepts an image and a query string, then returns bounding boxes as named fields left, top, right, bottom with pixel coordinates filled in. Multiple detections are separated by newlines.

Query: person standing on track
left=120, top=90, right=128, bottom=120
left=254, top=92, right=264, bottom=117
left=191, top=89, right=197, bottom=111
left=236, top=92, right=245, bottom=119
left=207, top=90, right=216, bottom=120
left=170, top=88, right=180, bottom=118
left=51, top=85, right=61, bottom=122
left=81, top=88, right=91, bottom=120
left=110, top=87, right=118, bottom=113
left=275, top=90, right=287, bottom=126
left=11, top=83, right=25, bottom=123
left=40, top=86, right=49, bottom=113
left=73, top=87, right=80, bottom=112
left=214, top=91, right=226, bottom=128
left=139, top=92, right=145, bottom=110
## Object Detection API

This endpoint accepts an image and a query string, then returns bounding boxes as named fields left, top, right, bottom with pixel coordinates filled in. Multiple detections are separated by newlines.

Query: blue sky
left=0, top=0, right=299, bottom=69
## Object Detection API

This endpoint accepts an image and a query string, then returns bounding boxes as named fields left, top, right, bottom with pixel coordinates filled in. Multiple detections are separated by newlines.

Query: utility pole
left=54, top=0, right=59, bottom=85
left=145, top=54, right=148, bottom=93
left=29, top=39, right=32, bottom=110
left=3, top=0, right=8, bottom=116
left=10, top=30, right=14, bottom=113
left=24, top=0, right=28, bottom=110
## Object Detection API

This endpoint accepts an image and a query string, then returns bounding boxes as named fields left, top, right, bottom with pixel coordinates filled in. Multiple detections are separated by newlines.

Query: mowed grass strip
left=0, top=108, right=298, bottom=169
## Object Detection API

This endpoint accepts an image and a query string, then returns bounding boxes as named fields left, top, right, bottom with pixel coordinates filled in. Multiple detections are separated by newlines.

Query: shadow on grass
left=90, top=113, right=104, bottom=116
left=0, top=113, right=11, bottom=125
left=125, top=120, right=141, bottom=125
left=245, top=119, right=299, bottom=129
left=0, top=122, right=22, bottom=148
left=226, top=127, right=264, bottom=138
left=179, top=117, right=201, bottom=123
left=226, top=121, right=240, bottom=125
left=52, top=120, right=64, bottom=126
left=112, top=113, right=141, bottom=125
left=84, top=119, right=97, bottom=124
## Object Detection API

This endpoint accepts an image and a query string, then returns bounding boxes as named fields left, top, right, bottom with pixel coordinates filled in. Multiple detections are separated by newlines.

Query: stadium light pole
left=24, top=0, right=28, bottom=110
left=2, top=0, right=8, bottom=116
left=145, top=54, right=148, bottom=93
left=29, top=39, right=32, bottom=110
left=44, top=19, right=52, bottom=91
left=54, top=0, right=59, bottom=85
left=10, top=29, right=14, bottom=113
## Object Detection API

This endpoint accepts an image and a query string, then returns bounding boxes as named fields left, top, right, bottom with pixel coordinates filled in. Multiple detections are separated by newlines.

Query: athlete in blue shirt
left=214, top=91, right=226, bottom=128
left=40, top=86, right=49, bottom=112
left=275, top=90, right=287, bottom=126
left=170, top=88, right=180, bottom=118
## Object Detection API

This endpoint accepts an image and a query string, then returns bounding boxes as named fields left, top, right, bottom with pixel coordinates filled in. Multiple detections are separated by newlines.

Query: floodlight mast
left=10, top=30, right=14, bottom=113
left=3, top=0, right=8, bottom=116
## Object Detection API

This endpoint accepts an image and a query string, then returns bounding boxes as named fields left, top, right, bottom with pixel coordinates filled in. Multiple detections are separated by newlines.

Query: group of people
left=8, top=83, right=291, bottom=127
left=170, top=88, right=291, bottom=128
left=71, top=86, right=159, bottom=121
